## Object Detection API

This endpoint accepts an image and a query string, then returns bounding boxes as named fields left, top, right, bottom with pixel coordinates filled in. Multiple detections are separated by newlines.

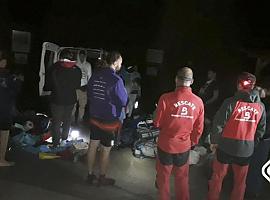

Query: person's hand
left=210, top=144, right=218, bottom=153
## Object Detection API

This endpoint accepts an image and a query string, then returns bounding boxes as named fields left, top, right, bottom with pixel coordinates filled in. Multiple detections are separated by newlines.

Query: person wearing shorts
left=90, top=125, right=114, bottom=147
left=86, top=51, right=128, bottom=186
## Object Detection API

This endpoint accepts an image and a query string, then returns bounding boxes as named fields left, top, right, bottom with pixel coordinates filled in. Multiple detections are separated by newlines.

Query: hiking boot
left=86, top=174, right=97, bottom=185
left=98, top=175, right=115, bottom=186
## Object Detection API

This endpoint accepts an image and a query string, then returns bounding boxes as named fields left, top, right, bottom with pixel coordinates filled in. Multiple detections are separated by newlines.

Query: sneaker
left=98, top=175, right=115, bottom=186
left=86, top=174, right=97, bottom=185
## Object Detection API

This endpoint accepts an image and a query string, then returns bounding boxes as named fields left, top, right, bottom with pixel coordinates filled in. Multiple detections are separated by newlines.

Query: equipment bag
left=133, top=139, right=157, bottom=158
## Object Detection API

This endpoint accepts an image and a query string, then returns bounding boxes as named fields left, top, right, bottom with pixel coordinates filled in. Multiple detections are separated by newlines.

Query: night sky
left=1, top=0, right=270, bottom=112
left=2, top=0, right=270, bottom=64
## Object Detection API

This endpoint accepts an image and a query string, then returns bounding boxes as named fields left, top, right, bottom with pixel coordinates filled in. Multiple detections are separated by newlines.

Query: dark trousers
left=51, top=104, right=74, bottom=146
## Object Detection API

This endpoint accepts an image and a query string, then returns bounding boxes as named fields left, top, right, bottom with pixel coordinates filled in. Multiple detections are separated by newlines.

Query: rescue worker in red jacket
left=154, top=67, right=204, bottom=200
left=208, top=72, right=266, bottom=200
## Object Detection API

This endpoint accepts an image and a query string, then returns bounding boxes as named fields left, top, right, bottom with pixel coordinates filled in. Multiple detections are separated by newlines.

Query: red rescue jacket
left=211, top=90, right=266, bottom=157
left=223, top=101, right=262, bottom=141
left=154, top=87, right=204, bottom=154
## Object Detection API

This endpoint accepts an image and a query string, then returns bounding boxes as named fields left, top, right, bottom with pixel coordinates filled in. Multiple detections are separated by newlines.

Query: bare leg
left=0, top=130, right=14, bottom=167
left=98, top=145, right=115, bottom=185
left=99, top=145, right=112, bottom=175
left=87, top=139, right=100, bottom=174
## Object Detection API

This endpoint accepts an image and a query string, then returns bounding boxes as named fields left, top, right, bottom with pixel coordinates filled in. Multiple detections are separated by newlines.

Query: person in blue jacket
left=0, top=56, right=23, bottom=166
left=86, top=51, right=128, bottom=186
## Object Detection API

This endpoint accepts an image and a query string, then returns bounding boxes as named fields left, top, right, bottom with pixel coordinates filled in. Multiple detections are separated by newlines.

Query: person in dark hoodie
left=208, top=72, right=266, bottom=200
left=50, top=49, right=81, bottom=147
left=0, top=56, right=23, bottom=166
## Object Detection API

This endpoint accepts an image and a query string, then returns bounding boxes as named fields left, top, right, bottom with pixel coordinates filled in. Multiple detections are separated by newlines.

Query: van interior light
left=71, top=130, right=80, bottom=139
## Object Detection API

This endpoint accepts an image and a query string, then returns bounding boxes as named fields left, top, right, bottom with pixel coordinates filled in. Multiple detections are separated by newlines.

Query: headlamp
left=240, top=79, right=255, bottom=90
left=243, top=80, right=250, bottom=86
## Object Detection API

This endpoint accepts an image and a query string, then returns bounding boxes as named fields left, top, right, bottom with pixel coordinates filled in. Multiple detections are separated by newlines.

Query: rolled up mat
left=39, top=152, right=61, bottom=159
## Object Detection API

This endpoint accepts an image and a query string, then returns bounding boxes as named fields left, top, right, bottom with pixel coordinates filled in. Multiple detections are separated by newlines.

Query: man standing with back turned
left=154, top=67, right=204, bottom=200
left=50, top=49, right=82, bottom=147
left=86, top=51, right=128, bottom=186
left=208, top=72, right=266, bottom=200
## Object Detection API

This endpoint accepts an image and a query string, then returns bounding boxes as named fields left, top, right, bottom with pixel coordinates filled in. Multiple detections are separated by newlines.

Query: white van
left=39, top=42, right=103, bottom=96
